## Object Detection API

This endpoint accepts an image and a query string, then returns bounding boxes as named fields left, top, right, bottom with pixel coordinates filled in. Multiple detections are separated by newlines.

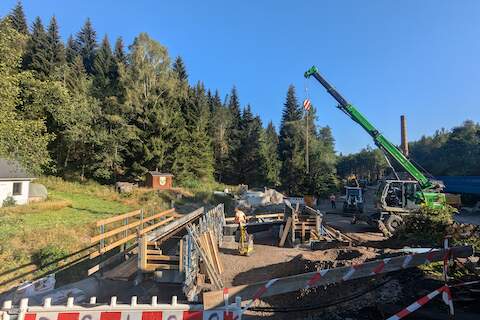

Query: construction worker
left=234, top=207, right=247, bottom=225
left=330, top=194, right=336, bottom=209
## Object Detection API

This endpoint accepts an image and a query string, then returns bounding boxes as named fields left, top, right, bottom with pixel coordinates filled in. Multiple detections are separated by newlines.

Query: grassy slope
left=0, top=177, right=135, bottom=289
left=0, top=176, right=230, bottom=291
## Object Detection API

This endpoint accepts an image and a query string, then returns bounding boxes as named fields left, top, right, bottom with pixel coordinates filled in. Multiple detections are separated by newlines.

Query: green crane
left=304, top=66, right=446, bottom=231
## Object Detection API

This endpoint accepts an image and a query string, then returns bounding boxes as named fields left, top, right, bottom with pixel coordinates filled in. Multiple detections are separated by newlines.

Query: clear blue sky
left=1, top=1, right=479, bottom=154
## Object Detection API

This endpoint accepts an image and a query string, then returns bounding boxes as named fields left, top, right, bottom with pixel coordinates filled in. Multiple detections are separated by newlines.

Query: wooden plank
left=90, top=233, right=138, bottom=259
left=207, top=231, right=222, bottom=274
left=146, top=249, right=163, bottom=255
left=203, top=246, right=474, bottom=309
left=96, top=209, right=141, bottom=227
left=91, top=219, right=142, bottom=243
left=88, top=246, right=137, bottom=275
left=278, top=217, right=292, bottom=247
left=140, top=216, right=176, bottom=235
left=147, top=207, right=204, bottom=242
left=91, top=209, right=175, bottom=243
left=146, top=255, right=180, bottom=261
left=209, top=231, right=223, bottom=274
left=145, top=264, right=179, bottom=271
left=103, top=255, right=138, bottom=280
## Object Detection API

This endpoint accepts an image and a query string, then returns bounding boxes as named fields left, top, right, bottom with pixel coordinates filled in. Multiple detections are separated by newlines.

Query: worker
left=330, top=194, right=336, bottom=209
left=234, top=207, right=247, bottom=225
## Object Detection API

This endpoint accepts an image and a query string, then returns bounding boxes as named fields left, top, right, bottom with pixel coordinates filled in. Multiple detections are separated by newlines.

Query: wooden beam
left=146, top=255, right=180, bottom=261
left=96, top=209, right=141, bottom=227
left=147, top=207, right=204, bottom=242
left=278, top=217, right=292, bottom=247
left=179, top=239, right=184, bottom=273
left=140, top=216, right=176, bottom=234
left=203, top=246, right=473, bottom=309
left=144, top=264, right=179, bottom=271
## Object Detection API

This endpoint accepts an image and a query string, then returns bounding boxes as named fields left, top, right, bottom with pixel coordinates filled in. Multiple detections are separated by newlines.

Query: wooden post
left=203, top=246, right=474, bottom=309
left=179, top=238, right=184, bottom=273
left=138, top=233, right=148, bottom=271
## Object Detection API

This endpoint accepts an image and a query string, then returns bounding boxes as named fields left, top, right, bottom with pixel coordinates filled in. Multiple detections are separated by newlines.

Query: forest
left=0, top=2, right=338, bottom=196
left=2, top=2, right=479, bottom=198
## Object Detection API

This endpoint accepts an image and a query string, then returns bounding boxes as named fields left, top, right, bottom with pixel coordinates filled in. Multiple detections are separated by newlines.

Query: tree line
left=0, top=2, right=338, bottom=196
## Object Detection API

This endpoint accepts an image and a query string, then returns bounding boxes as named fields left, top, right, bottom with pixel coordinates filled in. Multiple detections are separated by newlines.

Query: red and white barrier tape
left=235, top=249, right=453, bottom=314
left=386, top=285, right=450, bottom=320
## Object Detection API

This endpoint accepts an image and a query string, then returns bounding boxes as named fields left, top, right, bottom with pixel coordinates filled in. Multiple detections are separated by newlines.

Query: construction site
left=0, top=67, right=479, bottom=320
left=1, top=1, right=480, bottom=319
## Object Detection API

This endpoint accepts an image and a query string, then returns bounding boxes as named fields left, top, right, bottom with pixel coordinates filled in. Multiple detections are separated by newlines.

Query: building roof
left=0, top=159, right=34, bottom=180
left=147, top=171, right=174, bottom=177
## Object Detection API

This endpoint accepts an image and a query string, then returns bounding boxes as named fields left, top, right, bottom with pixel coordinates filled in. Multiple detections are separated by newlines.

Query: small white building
left=0, top=159, right=34, bottom=206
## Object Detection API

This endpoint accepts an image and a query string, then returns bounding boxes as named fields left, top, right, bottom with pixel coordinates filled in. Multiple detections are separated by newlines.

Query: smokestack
left=400, top=115, right=409, bottom=157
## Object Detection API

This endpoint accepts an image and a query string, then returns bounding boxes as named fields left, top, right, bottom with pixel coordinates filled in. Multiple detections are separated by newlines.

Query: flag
left=303, top=99, right=311, bottom=111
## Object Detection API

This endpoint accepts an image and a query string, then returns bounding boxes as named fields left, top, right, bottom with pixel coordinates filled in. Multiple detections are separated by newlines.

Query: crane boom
left=304, top=66, right=433, bottom=190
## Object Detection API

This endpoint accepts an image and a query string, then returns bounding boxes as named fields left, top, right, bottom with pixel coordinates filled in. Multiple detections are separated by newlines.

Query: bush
left=32, top=245, right=69, bottom=272
left=395, top=205, right=456, bottom=246
left=2, top=196, right=16, bottom=207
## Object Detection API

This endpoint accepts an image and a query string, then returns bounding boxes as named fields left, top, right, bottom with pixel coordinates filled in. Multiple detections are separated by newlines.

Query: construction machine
left=343, top=186, right=364, bottom=214
left=304, top=66, right=446, bottom=233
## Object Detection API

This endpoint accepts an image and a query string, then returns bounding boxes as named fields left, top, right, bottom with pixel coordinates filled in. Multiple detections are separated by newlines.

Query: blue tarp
left=436, top=176, right=480, bottom=195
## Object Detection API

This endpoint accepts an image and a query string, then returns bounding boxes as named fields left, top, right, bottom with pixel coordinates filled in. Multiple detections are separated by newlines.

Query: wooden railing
left=90, top=208, right=177, bottom=259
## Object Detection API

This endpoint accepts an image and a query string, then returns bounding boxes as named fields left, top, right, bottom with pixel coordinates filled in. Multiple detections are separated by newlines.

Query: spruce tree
left=278, top=85, right=304, bottom=194
left=173, top=56, right=188, bottom=83
left=208, top=90, right=230, bottom=182
left=225, top=86, right=242, bottom=184
left=65, top=35, right=78, bottom=64
left=113, top=37, right=126, bottom=65
left=23, top=17, right=49, bottom=77
left=9, top=1, right=28, bottom=35
left=75, top=18, right=97, bottom=74
left=261, top=121, right=281, bottom=187
left=46, top=16, right=65, bottom=75
left=93, top=35, right=114, bottom=96
left=238, top=105, right=264, bottom=186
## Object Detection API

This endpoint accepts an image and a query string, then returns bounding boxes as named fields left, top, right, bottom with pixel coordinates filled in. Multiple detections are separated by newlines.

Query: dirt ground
left=217, top=205, right=480, bottom=319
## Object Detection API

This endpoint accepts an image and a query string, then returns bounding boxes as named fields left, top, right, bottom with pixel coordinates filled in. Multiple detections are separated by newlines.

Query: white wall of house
left=0, top=180, right=30, bottom=206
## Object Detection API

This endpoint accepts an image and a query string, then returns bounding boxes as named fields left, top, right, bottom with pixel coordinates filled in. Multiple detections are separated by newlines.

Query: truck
left=304, top=66, right=446, bottom=233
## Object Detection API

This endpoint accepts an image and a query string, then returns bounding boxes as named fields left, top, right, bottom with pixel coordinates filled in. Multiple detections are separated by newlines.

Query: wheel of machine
left=385, top=214, right=403, bottom=233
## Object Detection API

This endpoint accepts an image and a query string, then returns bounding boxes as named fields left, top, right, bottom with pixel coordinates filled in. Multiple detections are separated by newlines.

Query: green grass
left=0, top=175, right=231, bottom=291
left=0, top=178, right=135, bottom=290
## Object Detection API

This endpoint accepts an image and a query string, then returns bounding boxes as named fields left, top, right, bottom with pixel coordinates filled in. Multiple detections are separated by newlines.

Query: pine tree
left=261, top=121, right=281, bottom=187
left=46, top=16, right=65, bottom=75
left=75, top=18, right=97, bottom=74
left=173, top=56, right=188, bottom=83
left=8, top=1, right=28, bottom=35
left=23, top=17, right=49, bottom=77
left=278, top=85, right=304, bottom=194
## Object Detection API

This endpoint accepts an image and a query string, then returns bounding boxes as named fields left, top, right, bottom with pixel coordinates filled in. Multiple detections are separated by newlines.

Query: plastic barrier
left=1, top=296, right=242, bottom=320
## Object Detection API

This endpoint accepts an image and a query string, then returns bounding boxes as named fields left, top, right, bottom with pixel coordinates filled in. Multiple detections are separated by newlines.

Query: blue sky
left=1, top=1, right=479, bottom=154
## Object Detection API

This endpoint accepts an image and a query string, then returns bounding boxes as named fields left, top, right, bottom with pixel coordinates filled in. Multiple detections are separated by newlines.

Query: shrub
left=395, top=205, right=456, bottom=246
left=2, top=196, right=16, bottom=207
